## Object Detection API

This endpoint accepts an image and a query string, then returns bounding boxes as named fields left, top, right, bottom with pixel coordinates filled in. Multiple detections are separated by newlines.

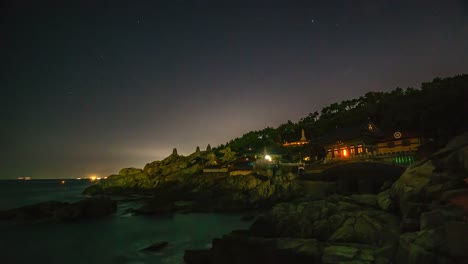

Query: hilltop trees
left=223, top=74, right=468, bottom=158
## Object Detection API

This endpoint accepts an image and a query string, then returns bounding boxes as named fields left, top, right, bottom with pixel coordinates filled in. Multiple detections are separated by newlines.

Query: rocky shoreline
left=1, top=134, right=467, bottom=263
left=182, top=133, right=468, bottom=264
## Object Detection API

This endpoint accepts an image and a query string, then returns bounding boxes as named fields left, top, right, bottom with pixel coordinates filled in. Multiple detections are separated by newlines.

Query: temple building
left=315, top=122, right=381, bottom=162
left=314, top=122, right=422, bottom=164
left=280, top=122, right=422, bottom=165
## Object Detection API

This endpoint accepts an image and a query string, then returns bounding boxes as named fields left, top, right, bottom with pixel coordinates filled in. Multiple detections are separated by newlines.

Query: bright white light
left=265, top=155, right=272, bottom=161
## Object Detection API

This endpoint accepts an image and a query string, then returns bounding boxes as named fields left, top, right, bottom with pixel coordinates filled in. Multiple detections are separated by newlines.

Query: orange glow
left=90, top=175, right=97, bottom=181
left=283, top=141, right=309, bottom=147
left=343, top=149, right=348, bottom=157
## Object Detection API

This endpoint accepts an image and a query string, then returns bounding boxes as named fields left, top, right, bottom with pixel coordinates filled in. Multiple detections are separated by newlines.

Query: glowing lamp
left=265, top=155, right=272, bottom=161
left=343, top=149, right=348, bottom=157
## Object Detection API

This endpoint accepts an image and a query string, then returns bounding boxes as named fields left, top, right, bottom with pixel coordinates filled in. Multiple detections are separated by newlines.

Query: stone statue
left=300, top=129, right=307, bottom=141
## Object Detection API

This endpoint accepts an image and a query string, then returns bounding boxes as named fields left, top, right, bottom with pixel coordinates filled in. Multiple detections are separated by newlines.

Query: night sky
left=2, top=0, right=468, bottom=179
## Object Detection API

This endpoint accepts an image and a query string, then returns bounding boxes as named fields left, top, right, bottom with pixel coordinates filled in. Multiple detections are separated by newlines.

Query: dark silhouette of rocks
left=0, top=196, right=117, bottom=223
left=141, top=241, right=168, bottom=252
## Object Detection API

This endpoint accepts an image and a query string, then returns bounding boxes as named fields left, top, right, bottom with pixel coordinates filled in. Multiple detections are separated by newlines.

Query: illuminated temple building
left=317, top=122, right=422, bottom=164
left=283, top=122, right=422, bottom=165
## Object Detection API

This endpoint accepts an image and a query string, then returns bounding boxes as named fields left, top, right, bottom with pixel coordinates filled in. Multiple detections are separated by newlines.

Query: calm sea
left=0, top=180, right=251, bottom=264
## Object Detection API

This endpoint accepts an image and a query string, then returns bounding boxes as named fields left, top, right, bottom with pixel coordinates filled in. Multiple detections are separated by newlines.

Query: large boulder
left=250, top=196, right=399, bottom=246
left=72, top=196, right=117, bottom=218
left=385, top=132, right=468, bottom=230
left=396, top=221, right=468, bottom=264
left=430, top=133, right=468, bottom=174
left=391, top=160, right=434, bottom=214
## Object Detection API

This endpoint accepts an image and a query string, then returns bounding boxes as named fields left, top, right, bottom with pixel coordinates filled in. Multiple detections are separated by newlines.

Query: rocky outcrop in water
left=0, top=196, right=117, bottom=222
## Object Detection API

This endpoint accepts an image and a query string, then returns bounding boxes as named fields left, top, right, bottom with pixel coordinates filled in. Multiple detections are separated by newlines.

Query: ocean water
left=0, top=180, right=252, bottom=264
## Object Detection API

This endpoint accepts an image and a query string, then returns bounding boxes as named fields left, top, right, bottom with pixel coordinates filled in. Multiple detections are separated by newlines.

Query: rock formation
left=83, top=147, right=302, bottom=213
left=0, top=196, right=117, bottom=223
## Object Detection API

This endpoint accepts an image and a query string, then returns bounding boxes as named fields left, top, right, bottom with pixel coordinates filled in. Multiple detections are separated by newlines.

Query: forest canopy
left=221, top=74, right=468, bottom=156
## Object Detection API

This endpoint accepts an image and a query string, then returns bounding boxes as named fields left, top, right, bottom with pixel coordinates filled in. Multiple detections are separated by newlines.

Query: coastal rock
left=344, top=194, right=377, bottom=207
left=141, top=241, right=168, bottom=252
left=82, top=145, right=302, bottom=213
left=0, top=201, right=66, bottom=221
left=385, top=132, right=468, bottom=228
left=184, top=133, right=468, bottom=264
left=377, top=189, right=394, bottom=211
left=250, top=196, right=399, bottom=246
left=0, top=196, right=117, bottom=222
left=322, top=245, right=377, bottom=264
left=73, top=196, right=117, bottom=218
left=430, top=133, right=468, bottom=173
left=396, top=221, right=468, bottom=264
left=419, top=206, right=464, bottom=230
left=211, top=234, right=322, bottom=264
left=391, top=160, right=434, bottom=214
left=119, top=167, right=143, bottom=176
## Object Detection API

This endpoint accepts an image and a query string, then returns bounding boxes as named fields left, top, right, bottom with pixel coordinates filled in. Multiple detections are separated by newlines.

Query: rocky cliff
left=83, top=147, right=302, bottom=212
